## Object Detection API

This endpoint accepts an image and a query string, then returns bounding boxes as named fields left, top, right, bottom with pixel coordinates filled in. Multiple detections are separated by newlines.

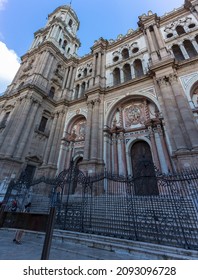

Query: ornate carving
left=168, top=73, right=178, bottom=84
left=156, top=76, right=169, bottom=86
left=124, top=104, right=144, bottom=126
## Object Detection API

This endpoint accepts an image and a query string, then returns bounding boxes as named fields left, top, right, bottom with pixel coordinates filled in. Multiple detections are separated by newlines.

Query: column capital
left=156, top=76, right=170, bottom=86
left=87, top=100, right=94, bottom=108
left=168, top=73, right=178, bottom=84
left=93, top=98, right=101, bottom=105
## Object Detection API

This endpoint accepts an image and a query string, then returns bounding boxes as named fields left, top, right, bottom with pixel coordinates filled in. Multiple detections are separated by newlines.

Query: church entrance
left=131, top=141, right=159, bottom=195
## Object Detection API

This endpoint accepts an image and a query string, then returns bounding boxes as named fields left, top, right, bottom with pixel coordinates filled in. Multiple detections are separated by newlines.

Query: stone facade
left=0, top=1, right=198, bottom=185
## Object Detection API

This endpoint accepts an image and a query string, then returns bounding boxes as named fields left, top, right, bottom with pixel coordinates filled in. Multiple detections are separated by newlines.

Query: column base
left=172, top=150, right=198, bottom=170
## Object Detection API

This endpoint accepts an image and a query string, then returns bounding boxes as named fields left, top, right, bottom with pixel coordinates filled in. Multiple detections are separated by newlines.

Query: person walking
left=13, top=202, right=31, bottom=244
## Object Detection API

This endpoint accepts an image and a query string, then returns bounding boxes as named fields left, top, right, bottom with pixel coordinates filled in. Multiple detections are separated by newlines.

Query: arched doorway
left=131, top=141, right=159, bottom=195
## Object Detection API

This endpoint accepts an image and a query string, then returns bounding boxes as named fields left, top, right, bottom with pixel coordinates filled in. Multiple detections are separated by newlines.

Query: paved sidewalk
left=0, top=229, right=135, bottom=260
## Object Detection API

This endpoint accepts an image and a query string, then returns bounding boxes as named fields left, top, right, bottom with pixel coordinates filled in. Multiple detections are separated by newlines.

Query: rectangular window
left=38, top=116, right=48, bottom=132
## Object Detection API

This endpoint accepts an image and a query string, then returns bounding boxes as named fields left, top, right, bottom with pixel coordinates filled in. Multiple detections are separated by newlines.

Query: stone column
left=66, top=142, right=74, bottom=167
left=39, top=52, right=50, bottom=75
left=153, top=24, right=168, bottom=58
left=153, top=24, right=164, bottom=49
left=43, top=53, right=54, bottom=78
left=57, top=140, right=69, bottom=173
left=191, top=39, right=198, bottom=53
left=0, top=98, right=21, bottom=148
left=104, top=132, right=109, bottom=170
left=14, top=99, right=40, bottom=159
left=5, top=97, right=33, bottom=157
left=157, top=124, right=173, bottom=172
left=130, top=64, right=135, bottom=79
left=48, top=110, right=65, bottom=165
left=112, top=133, right=119, bottom=173
left=62, top=67, right=69, bottom=89
left=90, top=99, right=100, bottom=160
left=170, top=74, right=198, bottom=149
left=53, top=110, right=66, bottom=164
left=98, top=95, right=104, bottom=164
left=146, top=28, right=155, bottom=52
left=90, top=54, right=97, bottom=86
left=70, top=67, right=77, bottom=90
left=157, top=76, right=187, bottom=151
left=179, top=43, right=189, bottom=59
left=120, top=69, right=124, bottom=83
left=66, top=66, right=73, bottom=89
left=83, top=101, right=94, bottom=161
left=146, top=27, right=159, bottom=62
left=43, top=113, right=59, bottom=165
left=119, top=132, right=127, bottom=175
left=96, top=52, right=102, bottom=76
left=148, top=126, right=161, bottom=170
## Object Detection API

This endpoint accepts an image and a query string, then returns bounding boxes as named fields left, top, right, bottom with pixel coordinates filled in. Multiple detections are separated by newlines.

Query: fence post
left=41, top=207, right=56, bottom=260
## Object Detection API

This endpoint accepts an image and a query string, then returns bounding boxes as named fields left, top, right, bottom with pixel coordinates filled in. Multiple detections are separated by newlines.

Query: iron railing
left=2, top=166, right=198, bottom=250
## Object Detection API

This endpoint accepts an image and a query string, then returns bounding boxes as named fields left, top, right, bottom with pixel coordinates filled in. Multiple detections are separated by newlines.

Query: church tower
left=30, top=5, right=80, bottom=58
left=0, top=5, right=81, bottom=181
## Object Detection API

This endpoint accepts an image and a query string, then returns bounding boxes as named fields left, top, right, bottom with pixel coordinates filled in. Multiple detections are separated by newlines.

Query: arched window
left=59, top=38, right=62, bottom=46
left=83, top=68, right=87, bottom=77
left=38, top=116, right=48, bottom=133
left=49, top=87, right=55, bottom=99
left=62, top=40, right=67, bottom=50
left=122, top=48, right=129, bottom=59
left=172, top=44, right=185, bottom=61
left=123, top=63, right=131, bottom=82
left=75, top=84, right=80, bottom=99
left=113, top=68, right=121, bottom=85
left=176, top=25, right=186, bottom=36
left=67, top=47, right=71, bottom=54
left=183, top=40, right=197, bottom=58
left=69, top=19, right=73, bottom=27
left=133, top=59, right=144, bottom=78
left=81, top=82, right=86, bottom=96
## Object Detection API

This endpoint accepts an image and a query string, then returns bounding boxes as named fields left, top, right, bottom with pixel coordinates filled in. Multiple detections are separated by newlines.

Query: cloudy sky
left=0, top=0, right=184, bottom=93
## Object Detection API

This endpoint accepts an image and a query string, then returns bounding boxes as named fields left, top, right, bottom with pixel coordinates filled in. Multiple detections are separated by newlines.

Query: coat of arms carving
left=124, top=104, right=144, bottom=126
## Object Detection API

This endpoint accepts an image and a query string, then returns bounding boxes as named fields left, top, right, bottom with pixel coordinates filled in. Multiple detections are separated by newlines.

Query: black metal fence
left=2, top=166, right=198, bottom=250
left=56, top=167, right=198, bottom=250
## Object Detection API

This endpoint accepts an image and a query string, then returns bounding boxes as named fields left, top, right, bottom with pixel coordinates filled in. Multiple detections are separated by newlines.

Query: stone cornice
left=21, top=41, right=72, bottom=64
left=106, top=29, right=142, bottom=52
left=105, top=74, right=151, bottom=94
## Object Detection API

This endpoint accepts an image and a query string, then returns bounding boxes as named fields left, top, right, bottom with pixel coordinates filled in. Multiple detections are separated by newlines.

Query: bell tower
left=30, top=5, right=81, bottom=58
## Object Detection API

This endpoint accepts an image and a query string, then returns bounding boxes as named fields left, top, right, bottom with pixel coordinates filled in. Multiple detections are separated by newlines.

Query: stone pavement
left=0, top=228, right=139, bottom=260
left=0, top=228, right=198, bottom=260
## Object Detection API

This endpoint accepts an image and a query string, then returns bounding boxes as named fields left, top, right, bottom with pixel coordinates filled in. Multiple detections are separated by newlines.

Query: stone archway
left=131, top=141, right=159, bottom=195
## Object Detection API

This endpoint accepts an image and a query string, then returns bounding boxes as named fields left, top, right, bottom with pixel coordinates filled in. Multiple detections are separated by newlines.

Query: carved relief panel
left=111, top=99, right=158, bottom=130
left=71, top=119, right=86, bottom=141
left=124, top=103, right=145, bottom=127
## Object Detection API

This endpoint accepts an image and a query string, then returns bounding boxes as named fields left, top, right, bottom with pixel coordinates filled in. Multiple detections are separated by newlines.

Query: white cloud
left=0, top=41, right=20, bottom=94
left=0, top=0, right=7, bottom=10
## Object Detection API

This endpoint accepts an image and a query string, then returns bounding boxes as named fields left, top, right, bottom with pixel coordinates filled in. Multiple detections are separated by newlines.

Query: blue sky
left=0, top=0, right=184, bottom=93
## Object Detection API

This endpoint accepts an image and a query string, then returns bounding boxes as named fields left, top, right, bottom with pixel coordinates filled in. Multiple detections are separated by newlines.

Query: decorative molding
left=179, top=72, right=198, bottom=90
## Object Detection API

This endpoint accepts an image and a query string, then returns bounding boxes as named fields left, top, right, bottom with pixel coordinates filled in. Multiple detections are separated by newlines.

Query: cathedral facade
left=0, top=0, right=198, bottom=185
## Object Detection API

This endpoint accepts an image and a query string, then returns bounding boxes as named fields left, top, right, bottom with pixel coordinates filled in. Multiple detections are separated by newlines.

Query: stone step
left=49, top=229, right=198, bottom=260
